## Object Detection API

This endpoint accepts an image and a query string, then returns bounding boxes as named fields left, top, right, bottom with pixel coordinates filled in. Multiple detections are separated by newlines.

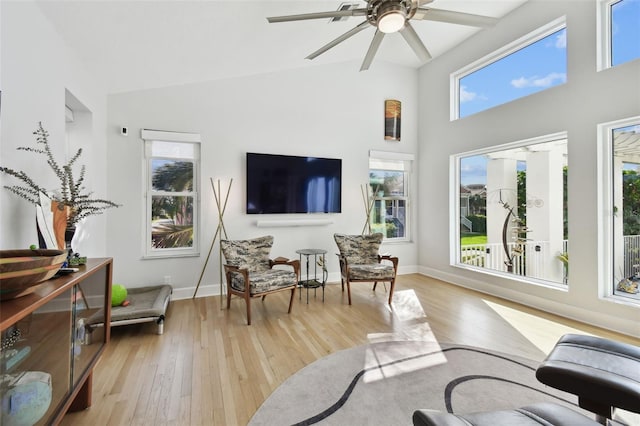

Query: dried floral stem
left=1, top=122, right=120, bottom=227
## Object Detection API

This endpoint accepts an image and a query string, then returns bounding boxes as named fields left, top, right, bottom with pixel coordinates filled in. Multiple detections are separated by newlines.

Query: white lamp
left=377, top=7, right=406, bottom=33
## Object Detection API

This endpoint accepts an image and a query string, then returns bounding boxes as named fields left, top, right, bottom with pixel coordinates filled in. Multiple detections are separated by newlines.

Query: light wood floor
left=61, top=274, right=639, bottom=426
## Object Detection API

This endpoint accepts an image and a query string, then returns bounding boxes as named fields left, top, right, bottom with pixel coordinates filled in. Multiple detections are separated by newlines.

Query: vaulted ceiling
left=36, top=0, right=527, bottom=94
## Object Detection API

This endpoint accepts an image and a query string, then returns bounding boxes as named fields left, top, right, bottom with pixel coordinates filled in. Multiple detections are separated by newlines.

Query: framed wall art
left=384, top=99, right=401, bottom=141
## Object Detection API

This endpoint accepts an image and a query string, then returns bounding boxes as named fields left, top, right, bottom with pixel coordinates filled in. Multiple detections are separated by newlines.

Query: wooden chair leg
left=388, top=279, right=395, bottom=304
left=347, top=281, right=352, bottom=305
left=287, top=287, right=295, bottom=313
left=226, top=286, right=232, bottom=309
left=245, top=294, right=251, bottom=325
left=372, top=282, right=378, bottom=291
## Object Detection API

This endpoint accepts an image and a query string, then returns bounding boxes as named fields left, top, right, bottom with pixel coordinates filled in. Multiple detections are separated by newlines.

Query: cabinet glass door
left=71, top=267, right=108, bottom=387
left=0, top=289, right=72, bottom=426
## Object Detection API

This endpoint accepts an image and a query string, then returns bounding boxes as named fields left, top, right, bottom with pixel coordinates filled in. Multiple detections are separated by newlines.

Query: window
left=452, top=134, right=568, bottom=287
left=598, top=116, right=640, bottom=304
left=598, top=0, right=640, bottom=70
left=452, top=17, right=567, bottom=119
left=142, top=130, right=200, bottom=258
left=369, top=151, right=412, bottom=241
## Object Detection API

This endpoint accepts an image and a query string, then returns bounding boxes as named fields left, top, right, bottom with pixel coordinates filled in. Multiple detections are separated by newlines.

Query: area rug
left=249, top=340, right=590, bottom=426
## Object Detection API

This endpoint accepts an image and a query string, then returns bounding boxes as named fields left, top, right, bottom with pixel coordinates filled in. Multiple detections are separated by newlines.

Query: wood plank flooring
left=60, top=274, right=640, bottom=426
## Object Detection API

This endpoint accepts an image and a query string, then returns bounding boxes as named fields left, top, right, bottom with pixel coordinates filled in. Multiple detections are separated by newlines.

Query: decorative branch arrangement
left=193, top=178, right=232, bottom=303
left=361, top=183, right=374, bottom=235
left=0, top=122, right=120, bottom=227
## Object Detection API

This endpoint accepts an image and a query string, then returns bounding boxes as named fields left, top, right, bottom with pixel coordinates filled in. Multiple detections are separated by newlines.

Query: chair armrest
left=222, top=264, right=250, bottom=294
left=379, top=254, right=399, bottom=271
left=223, top=264, right=246, bottom=273
left=270, top=257, right=301, bottom=278
left=412, top=410, right=469, bottom=426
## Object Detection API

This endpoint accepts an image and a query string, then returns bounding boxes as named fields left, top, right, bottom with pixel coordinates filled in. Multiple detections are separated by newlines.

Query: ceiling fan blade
left=267, top=9, right=367, bottom=23
left=306, top=21, right=371, bottom=60
left=360, top=30, right=385, bottom=71
left=413, top=8, right=498, bottom=28
left=400, top=22, right=431, bottom=62
left=416, top=0, right=435, bottom=5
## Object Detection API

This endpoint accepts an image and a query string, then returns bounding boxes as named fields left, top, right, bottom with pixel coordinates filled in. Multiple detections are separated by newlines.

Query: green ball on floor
left=112, top=284, right=128, bottom=306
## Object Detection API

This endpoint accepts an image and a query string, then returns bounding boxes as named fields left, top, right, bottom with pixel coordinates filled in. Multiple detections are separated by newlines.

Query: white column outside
left=526, top=148, right=564, bottom=283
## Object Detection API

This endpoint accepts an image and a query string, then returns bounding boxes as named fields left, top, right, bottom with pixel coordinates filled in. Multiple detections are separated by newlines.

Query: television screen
left=246, top=153, right=341, bottom=214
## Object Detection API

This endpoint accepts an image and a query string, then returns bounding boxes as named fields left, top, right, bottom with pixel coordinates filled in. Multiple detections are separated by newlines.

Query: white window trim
left=141, top=129, right=201, bottom=259
left=450, top=16, right=567, bottom=121
left=369, top=150, right=413, bottom=243
left=597, top=115, right=640, bottom=306
left=450, top=131, right=568, bottom=290
left=596, top=0, right=615, bottom=71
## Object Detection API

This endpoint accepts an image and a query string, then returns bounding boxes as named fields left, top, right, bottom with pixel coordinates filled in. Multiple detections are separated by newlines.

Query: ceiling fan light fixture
left=377, top=5, right=406, bottom=33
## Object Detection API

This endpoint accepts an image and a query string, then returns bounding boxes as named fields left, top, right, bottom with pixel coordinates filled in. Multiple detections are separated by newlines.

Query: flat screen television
left=246, top=152, right=342, bottom=214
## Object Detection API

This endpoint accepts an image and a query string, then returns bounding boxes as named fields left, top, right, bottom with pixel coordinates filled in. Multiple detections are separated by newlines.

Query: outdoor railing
left=461, top=235, right=640, bottom=283
left=460, top=240, right=567, bottom=283
left=623, top=235, right=640, bottom=278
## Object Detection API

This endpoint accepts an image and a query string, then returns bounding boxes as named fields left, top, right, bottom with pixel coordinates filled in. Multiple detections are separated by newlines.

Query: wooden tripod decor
left=192, top=178, right=232, bottom=304
left=361, top=183, right=375, bottom=235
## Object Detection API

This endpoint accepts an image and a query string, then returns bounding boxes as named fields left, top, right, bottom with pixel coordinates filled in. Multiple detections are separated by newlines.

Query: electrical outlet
left=163, top=275, right=172, bottom=285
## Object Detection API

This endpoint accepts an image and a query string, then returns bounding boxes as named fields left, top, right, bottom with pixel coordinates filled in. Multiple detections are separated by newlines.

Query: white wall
left=418, top=0, right=640, bottom=336
left=107, top=61, right=419, bottom=298
left=0, top=1, right=109, bottom=256
left=5, top=0, right=635, bottom=336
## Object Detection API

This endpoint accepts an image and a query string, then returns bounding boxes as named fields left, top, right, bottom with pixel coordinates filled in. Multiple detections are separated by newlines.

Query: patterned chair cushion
left=348, top=264, right=395, bottom=280
left=334, top=233, right=383, bottom=265
left=229, top=269, right=297, bottom=294
left=221, top=235, right=273, bottom=272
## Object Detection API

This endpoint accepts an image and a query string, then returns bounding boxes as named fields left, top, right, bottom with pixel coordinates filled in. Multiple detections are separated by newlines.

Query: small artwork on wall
left=384, top=99, right=401, bottom=141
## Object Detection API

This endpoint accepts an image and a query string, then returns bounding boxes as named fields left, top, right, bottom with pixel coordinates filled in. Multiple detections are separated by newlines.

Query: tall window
left=598, top=0, right=640, bottom=69
left=598, top=116, right=640, bottom=304
left=369, top=151, right=412, bottom=241
left=453, top=134, right=568, bottom=287
left=452, top=17, right=567, bottom=119
left=142, top=130, right=200, bottom=258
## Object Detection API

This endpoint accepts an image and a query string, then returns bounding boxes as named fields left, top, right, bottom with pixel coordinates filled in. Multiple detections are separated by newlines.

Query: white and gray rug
left=249, top=340, right=591, bottom=426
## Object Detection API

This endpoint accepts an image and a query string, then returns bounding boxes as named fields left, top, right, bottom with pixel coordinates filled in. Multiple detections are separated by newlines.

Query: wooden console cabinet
left=1, top=258, right=112, bottom=425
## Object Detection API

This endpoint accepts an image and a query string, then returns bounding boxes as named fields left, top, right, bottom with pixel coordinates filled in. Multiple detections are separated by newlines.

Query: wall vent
left=329, top=2, right=361, bottom=22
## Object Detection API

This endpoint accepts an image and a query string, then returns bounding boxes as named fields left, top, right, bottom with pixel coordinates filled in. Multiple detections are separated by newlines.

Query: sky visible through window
left=459, top=0, right=639, bottom=119
left=459, top=28, right=567, bottom=118
left=612, top=0, right=640, bottom=66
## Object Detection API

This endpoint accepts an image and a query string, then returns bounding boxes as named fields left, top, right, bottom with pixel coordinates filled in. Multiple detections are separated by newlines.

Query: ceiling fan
left=267, top=0, right=498, bottom=71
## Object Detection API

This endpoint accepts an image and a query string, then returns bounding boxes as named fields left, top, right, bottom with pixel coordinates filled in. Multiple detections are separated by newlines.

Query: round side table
left=295, top=249, right=327, bottom=303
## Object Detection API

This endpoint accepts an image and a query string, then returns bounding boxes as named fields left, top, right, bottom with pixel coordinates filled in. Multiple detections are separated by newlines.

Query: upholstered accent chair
left=220, top=235, right=300, bottom=325
left=334, top=233, right=399, bottom=305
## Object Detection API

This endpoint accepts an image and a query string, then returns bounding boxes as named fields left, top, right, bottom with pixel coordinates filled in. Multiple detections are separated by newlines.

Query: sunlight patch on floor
left=362, top=289, right=445, bottom=384
left=362, top=340, right=447, bottom=384
left=384, top=289, right=427, bottom=321
left=482, top=299, right=593, bottom=354
left=367, top=322, right=436, bottom=344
